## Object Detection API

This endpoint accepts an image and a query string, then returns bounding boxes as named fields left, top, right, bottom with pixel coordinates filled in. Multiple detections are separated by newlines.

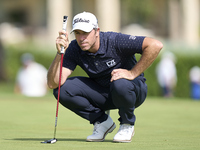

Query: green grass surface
left=0, top=94, right=200, bottom=150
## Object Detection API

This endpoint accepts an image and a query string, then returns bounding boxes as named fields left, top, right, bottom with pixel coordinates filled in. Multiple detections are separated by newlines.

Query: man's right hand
left=56, top=30, right=69, bottom=54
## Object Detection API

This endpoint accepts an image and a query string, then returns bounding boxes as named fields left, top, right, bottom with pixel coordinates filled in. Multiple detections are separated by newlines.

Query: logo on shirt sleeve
left=106, top=59, right=116, bottom=68
left=129, top=35, right=136, bottom=40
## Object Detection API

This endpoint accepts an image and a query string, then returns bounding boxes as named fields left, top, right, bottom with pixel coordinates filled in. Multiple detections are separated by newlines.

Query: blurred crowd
left=156, top=51, right=200, bottom=100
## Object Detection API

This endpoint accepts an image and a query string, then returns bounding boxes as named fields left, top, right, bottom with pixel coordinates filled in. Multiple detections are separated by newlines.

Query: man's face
left=74, top=29, right=99, bottom=52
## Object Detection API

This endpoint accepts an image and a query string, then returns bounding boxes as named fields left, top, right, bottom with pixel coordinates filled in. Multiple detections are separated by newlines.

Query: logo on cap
left=73, top=18, right=90, bottom=25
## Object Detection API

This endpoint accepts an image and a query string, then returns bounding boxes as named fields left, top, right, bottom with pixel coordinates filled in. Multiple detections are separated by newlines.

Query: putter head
left=41, top=138, right=57, bottom=144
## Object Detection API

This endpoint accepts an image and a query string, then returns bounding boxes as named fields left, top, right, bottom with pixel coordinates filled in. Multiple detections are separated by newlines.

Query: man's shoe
left=86, top=116, right=116, bottom=142
left=113, top=124, right=134, bottom=143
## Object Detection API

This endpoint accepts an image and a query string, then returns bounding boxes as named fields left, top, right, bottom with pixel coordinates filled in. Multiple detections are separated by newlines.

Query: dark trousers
left=53, top=76, right=147, bottom=125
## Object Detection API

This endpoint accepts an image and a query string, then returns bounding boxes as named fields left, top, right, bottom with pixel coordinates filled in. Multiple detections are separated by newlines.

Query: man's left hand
left=110, top=69, right=135, bottom=82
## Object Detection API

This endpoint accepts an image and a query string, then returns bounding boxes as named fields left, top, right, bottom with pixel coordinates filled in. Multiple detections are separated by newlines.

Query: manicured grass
left=0, top=94, right=200, bottom=150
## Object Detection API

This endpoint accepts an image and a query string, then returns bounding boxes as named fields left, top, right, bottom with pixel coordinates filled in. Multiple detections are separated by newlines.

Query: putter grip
left=61, top=16, right=68, bottom=54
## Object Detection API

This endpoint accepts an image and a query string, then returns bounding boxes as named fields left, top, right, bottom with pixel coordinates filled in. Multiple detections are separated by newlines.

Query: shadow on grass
left=6, top=138, right=113, bottom=143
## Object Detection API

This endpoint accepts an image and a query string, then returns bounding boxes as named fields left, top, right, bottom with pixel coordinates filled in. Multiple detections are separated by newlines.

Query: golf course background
left=0, top=45, right=200, bottom=149
left=0, top=42, right=200, bottom=149
left=1, top=0, right=200, bottom=149
left=0, top=92, right=200, bottom=150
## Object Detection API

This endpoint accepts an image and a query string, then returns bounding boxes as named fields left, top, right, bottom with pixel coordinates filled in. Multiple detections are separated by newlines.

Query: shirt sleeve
left=115, top=33, right=145, bottom=55
left=63, top=41, right=77, bottom=71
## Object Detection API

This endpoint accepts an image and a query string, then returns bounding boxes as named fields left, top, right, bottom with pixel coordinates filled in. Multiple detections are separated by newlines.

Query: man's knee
left=53, top=88, right=58, bottom=99
left=53, top=81, right=73, bottom=103
left=110, top=79, right=134, bottom=96
left=110, top=79, right=137, bottom=108
left=53, top=77, right=78, bottom=99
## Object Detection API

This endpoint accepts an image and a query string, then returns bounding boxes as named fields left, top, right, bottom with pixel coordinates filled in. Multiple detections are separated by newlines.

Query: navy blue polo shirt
left=63, top=31, right=146, bottom=87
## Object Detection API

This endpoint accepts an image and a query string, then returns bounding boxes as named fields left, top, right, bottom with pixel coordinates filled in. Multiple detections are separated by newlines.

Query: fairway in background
left=0, top=94, right=200, bottom=150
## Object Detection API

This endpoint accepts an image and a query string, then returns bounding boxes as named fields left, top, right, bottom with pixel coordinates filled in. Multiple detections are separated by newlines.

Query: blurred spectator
left=0, top=38, right=6, bottom=81
left=189, top=66, right=200, bottom=100
left=156, top=52, right=177, bottom=97
left=14, top=53, right=48, bottom=97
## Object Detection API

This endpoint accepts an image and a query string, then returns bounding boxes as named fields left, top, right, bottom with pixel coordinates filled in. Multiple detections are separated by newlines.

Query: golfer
left=47, top=12, right=163, bottom=143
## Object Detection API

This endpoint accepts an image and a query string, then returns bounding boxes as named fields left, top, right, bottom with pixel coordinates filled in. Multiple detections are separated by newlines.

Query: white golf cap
left=71, top=12, right=98, bottom=33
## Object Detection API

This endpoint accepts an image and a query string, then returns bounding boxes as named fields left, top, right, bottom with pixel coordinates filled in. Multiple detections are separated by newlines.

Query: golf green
left=0, top=94, right=200, bottom=150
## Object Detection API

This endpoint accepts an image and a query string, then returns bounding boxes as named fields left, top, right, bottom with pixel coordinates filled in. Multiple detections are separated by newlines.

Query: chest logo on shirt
left=106, top=59, right=116, bottom=68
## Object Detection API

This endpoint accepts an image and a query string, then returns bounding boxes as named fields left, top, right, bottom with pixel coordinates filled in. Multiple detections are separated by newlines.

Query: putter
left=41, top=15, right=68, bottom=144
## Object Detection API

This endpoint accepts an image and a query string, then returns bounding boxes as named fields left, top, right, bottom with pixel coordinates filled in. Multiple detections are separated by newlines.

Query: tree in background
left=121, top=0, right=168, bottom=36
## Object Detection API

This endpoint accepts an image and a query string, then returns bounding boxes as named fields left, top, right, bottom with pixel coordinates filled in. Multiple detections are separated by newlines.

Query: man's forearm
left=47, top=54, right=62, bottom=89
left=130, top=39, right=163, bottom=79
